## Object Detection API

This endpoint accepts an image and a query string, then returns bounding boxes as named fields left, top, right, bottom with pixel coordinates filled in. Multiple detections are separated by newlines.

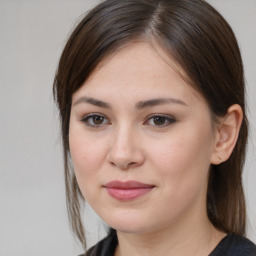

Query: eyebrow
left=73, top=96, right=188, bottom=109
left=136, top=98, right=188, bottom=109
left=73, top=96, right=112, bottom=109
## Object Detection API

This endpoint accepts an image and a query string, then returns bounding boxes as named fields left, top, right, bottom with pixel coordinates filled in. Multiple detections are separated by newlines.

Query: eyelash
left=81, top=113, right=176, bottom=128
left=144, top=114, right=176, bottom=127
left=81, top=113, right=110, bottom=127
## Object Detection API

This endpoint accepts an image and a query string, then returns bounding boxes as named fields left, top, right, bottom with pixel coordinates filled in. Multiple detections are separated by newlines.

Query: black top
left=81, top=229, right=256, bottom=256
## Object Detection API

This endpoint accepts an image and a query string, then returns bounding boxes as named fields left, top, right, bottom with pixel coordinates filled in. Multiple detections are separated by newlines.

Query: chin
left=102, top=211, right=159, bottom=235
left=111, top=223, right=151, bottom=234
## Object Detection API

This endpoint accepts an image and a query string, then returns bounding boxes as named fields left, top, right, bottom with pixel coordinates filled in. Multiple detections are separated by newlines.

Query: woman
left=53, top=0, right=256, bottom=255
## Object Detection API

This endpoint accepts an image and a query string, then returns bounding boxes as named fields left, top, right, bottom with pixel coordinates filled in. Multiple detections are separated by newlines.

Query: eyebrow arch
left=136, top=98, right=188, bottom=109
left=73, top=96, right=187, bottom=109
left=73, top=96, right=112, bottom=109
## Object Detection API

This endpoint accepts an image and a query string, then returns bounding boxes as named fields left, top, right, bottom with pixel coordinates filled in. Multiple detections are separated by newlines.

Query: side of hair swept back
left=53, top=0, right=248, bottom=250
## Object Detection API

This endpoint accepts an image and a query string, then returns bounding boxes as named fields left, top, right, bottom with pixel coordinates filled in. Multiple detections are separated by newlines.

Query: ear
left=210, top=104, right=243, bottom=165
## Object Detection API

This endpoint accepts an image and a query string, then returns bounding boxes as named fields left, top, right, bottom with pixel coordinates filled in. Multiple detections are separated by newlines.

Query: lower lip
left=105, top=187, right=153, bottom=201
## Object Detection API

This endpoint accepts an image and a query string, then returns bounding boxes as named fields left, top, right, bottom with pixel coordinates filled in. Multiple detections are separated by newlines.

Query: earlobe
left=211, top=104, right=243, bottom=165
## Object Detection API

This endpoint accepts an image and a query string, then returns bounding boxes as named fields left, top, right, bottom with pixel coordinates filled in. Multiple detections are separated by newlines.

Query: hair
left=53, top=0, right=248, bottom=250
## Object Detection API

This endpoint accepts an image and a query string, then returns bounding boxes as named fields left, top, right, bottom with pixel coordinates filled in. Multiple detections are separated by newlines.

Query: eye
left=81, top=114, right=110, bottom=127
left=145, top=114, right=176, bottom=127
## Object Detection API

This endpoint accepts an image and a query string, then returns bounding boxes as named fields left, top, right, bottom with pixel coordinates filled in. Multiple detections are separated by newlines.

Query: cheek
left=151, top=128, right=213, bottom=192
left=68, top=129, right=107, bottom=191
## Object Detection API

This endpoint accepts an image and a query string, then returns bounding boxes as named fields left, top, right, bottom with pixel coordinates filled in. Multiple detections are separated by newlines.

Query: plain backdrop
left=0, top=0, right=255, bottom=255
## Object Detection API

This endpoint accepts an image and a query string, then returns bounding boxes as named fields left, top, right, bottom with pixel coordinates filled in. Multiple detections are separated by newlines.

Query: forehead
left=72, top=42, right=203, bottom=106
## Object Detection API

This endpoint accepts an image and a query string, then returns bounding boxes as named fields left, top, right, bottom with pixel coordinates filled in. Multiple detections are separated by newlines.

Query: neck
left=114, top=210, right=225, bottom=256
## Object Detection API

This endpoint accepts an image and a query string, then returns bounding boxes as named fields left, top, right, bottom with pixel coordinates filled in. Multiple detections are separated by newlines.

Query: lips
left=104, top=180, right=155, bottom=201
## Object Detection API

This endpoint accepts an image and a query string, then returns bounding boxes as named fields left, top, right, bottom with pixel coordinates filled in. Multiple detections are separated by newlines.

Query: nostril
left=106, top=141, right=145, bottom=169
left=127, top=162, right=137, bottom=168
left=108, top=161, right=137, bottom=170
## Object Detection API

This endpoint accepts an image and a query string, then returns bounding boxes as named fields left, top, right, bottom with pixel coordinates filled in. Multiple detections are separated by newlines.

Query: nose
left=106, top=125, right=145, bottom=170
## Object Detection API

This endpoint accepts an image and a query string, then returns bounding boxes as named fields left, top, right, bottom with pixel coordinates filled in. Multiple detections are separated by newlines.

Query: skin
left=69, top=42, right=231, bottom=255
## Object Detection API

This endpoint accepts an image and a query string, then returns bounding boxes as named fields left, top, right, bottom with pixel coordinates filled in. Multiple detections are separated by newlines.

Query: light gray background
left=0, top=0, right=255, bottom=255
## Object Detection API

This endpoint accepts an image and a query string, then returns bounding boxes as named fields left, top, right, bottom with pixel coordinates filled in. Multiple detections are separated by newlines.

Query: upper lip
left=104, top=180, right=155, bottom=189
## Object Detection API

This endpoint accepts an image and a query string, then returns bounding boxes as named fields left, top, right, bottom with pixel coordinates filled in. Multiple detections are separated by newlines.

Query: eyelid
left=80, top=113, right=111, bottom=127
left=80, top=112, right=105, bottom=120
left=144, top=114, right=176, bottom=127
left=80, top=112, right=176, bottom=128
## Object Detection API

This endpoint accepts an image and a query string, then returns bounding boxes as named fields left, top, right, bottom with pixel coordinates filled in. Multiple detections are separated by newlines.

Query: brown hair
left=53, top=0, right=248, bottom=249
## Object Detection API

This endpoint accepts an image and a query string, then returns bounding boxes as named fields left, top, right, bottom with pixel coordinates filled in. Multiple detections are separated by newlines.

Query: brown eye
left=92, top=116, right=105, bottom=125
left=153, top=116, right=166, bottom=126
left=145, top=115, right=176, bottom=127
left=81, top=114, right=110, bottom=127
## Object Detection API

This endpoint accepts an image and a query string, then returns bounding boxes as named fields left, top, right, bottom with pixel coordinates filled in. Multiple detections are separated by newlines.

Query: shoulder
left=210, top=234, right=256, bottom=256
left=79, top=229, right=117, bottom=256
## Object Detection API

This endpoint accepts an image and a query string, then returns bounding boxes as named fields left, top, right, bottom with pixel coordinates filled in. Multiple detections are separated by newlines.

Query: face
left=69, top=42, right=217, bottom=234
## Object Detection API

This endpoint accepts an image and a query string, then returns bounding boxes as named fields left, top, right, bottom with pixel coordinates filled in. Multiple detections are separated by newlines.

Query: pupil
left=154, top=116, right=165, bottom=125
left=93, top=116, right=103, bottom=124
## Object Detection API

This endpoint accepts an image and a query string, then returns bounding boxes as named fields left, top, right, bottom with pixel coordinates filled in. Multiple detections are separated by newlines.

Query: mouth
left=103, top=180, right=155, bottom=201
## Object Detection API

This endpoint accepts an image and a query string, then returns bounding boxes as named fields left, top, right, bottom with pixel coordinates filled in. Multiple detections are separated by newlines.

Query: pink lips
left=104, top=180, right=155, bottom=201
